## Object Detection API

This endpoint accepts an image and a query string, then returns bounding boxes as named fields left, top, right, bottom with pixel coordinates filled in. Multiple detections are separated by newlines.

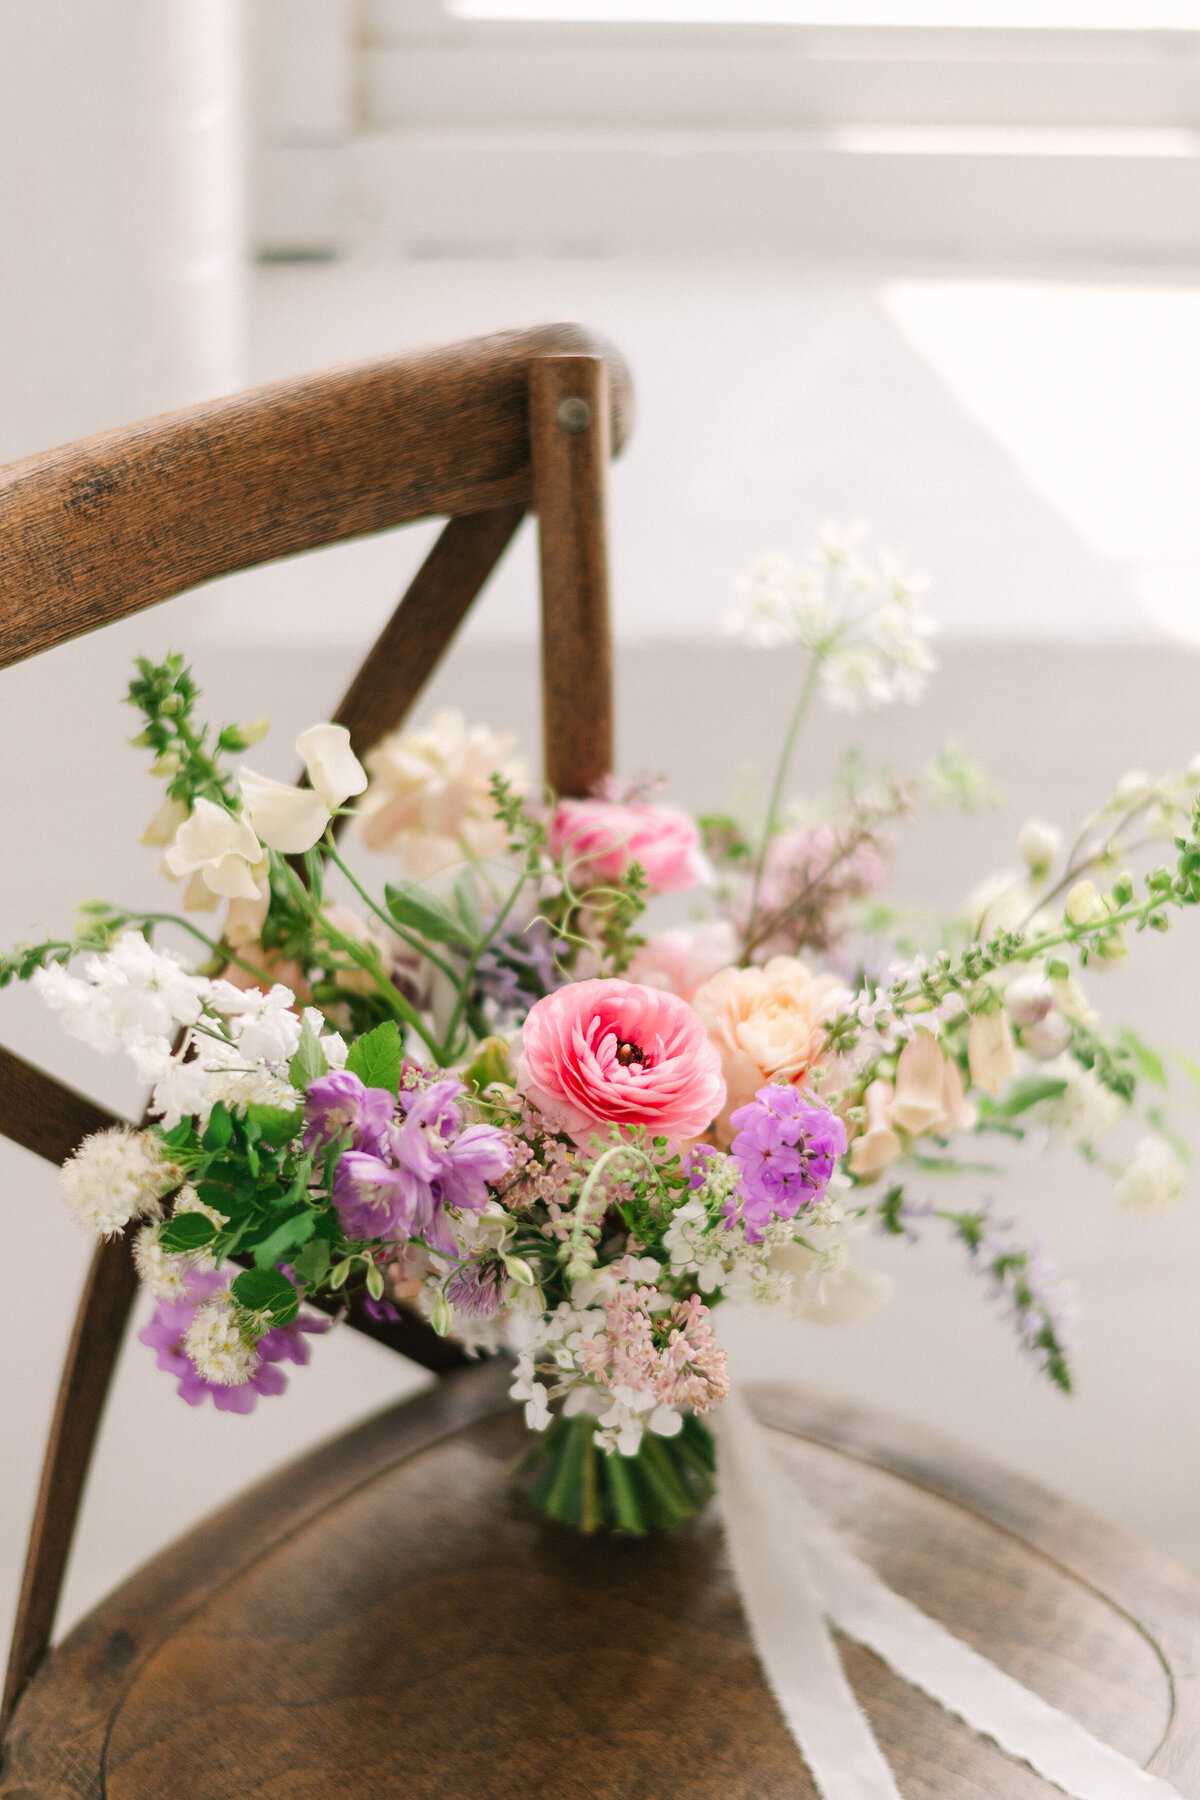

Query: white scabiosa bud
left=184, top=1298, right=259, bottom=1387
left=59, top=1126, right=177, bottom=1239
left=1016, top=818, right=1060, bottom=879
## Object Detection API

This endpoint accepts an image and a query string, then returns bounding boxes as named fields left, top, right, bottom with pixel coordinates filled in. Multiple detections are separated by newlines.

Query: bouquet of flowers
left=8, top=527, right=1199, bottom=1537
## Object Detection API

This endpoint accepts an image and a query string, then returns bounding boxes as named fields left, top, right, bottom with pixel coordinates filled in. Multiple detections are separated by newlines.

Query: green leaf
left=1118, top=1027, right=1167, bottom=1089
left=289, top=1017, right=329, bottom=1091
left=452, top=871, right=483, bottom=936
left=251, top=1209, right=317, bottom=1270
left=231, top=1266, right=300, bottom=1325
left=246, top=1102, right=304, bottom=1146
left=345, top=1019, right=403, bottom=1093
left=984, top=1076, right=1068, bottom=1120
left=159, top=1213, right=218, bottom=1252
left=291, top=1236, right=331, bottom=1286
left=202, top=1103, right=233, bottom=1150
left=384, top=882, right=473, bottom=949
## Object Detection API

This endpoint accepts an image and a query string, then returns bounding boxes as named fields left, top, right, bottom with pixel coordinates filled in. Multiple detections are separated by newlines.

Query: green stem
left=272, top=854, right=443, bottom=1059
left=743, top=653, right=821, bottom=957
left=437, top=870, right=530, bottom=1064
left=320, top=835, right=462, bottom=987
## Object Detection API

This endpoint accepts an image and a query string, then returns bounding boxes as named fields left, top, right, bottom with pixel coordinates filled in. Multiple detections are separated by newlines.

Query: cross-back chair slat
left=0, top=323, right=632, bottom=1726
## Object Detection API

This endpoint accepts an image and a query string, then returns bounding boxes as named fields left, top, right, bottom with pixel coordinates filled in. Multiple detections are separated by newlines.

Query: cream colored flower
left=848, top=1079, right=902, bottom=1178
left=240, top=723, right=367, bottom=856
left=938, top=1055, right=976, bottom=1132
left=141, top=795, right=188, bottom=848
left=889, top=1030, right=946, bottom=1135
left=356, top=710, right=528, bottom=878
left=1116, top=1136, right=1185, bottom=1214
left=163, top=798, right=264, bottom=901
left=691, top=955, right=850, bottom=1139
left=968, top=1009, right=1018, bottom=1095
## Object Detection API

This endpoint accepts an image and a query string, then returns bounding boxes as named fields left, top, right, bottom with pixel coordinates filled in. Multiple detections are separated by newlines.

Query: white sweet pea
left=164, top=798, right=264, bottom=901
left=296, top=723, right=368, bottom=812
left=238, top=770, right=330, bottom=854
left=240, top=723, right=367, bottom=854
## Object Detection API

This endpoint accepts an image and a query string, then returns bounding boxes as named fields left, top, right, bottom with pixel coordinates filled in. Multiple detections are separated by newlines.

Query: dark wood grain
left=1, top=1231, right=138, bottom=1731
left=531, top=355, right=614, bottom=798
left=330, top=504, right=526, bottom=761
left=0, top=1043, right=120, bottom=1165
left=0, top=326, right=631, bottom=672
left=5, top=1372, right=1198, bottom=1798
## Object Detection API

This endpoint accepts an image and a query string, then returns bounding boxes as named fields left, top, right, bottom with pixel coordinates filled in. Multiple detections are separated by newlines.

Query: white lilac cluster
left=184, top=1292, right=259, bottom=1387
left=133, top=1186, right=222, bottom=1299
left=59, top=1124, right=180, bottom=1239
left=726, top=524, right=936, bottom=712
left=35, top=931, right=347, bottom=1134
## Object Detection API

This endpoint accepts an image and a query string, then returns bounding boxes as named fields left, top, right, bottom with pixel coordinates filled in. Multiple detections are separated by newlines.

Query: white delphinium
left=302, top=1007, right=348, bottom=1070
left=184, top=1294, right=259, bottom=1387
left=1116, top=1136, right=1186, bottom=1214
left=59, top=1125, right=179, bottom=1239
left=1035, top=1053, right=1122, bottom=1147
left=209, top=979, right=303, bottom=1066
left=83, top=932, right=208, bottom=1040
left=727, top=525, right=936, bottom=713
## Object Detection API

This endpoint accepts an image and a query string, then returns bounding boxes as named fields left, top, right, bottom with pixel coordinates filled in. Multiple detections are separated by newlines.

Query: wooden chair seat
left=4, top=1364, right=1198, bottom=1799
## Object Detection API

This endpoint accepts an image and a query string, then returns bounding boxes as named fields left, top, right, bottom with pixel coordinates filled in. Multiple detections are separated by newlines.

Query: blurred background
left=5, top=0, right=1200, bottom=1650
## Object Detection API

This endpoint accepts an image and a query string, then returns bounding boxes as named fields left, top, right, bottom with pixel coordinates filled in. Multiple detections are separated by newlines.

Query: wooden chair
left=3, top=327, right=1200, bottom=1799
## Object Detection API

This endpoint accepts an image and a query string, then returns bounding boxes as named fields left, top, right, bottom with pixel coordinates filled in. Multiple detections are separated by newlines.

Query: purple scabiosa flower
left=729, top=1084, right=847, bottom=1241
left=446, top=1257, right=508, bottom=1319
left=304, top=1069, right=394, bottom=1154
left=137, top=1268, right=328, bottom=1412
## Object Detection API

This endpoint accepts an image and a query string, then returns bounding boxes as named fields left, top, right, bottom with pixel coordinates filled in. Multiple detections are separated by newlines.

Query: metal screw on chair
left=556, top=395, right=591, bottom=433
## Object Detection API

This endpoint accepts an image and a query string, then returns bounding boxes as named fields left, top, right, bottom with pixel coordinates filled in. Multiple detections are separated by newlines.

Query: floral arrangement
left=7, top=527, right=1199, bottom=1536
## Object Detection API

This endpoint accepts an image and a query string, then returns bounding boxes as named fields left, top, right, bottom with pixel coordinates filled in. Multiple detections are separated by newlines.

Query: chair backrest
left=0, top=323, right=634, bottom=1726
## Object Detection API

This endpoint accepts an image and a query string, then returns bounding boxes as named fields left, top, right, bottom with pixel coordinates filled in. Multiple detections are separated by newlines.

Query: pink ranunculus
left=548, top=798, right=709, bottom=895
left=628, top=920, right=739, bottom=1004
left=516, top=978, right=726, bottom=1149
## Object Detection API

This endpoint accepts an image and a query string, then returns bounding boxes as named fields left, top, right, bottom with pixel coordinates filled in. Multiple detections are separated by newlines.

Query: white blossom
left=1116, top=1136, right=1185, bottom=1214
left=163, top=798, right=264, bottom=901
left=59, top=1126, right=177, bottom=1239
left=1035, top=1054, right=1121, bottom=1146
left=662, top=1197, right=727, bottom=1294
left=240, top=723, right=367, bottom=855
left=184, top=1297, right=259, bottom=1386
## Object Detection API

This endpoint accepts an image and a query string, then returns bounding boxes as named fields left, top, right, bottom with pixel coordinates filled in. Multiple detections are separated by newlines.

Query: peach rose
left=516, top=978, right=725, bottom=1148
left=549, top=798, right=708, bottom=895
left=691, top=956, right=851, bottom=1141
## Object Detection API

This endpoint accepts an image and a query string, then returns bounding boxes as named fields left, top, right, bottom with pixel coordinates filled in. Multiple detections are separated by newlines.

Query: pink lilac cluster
left=138, top=1267, right=328, bottom=1413
left=580, top=1270, right=729, bottom=1415
left=312, top=1069, right=513, bottom=1255
left=728, top=1083, right=847, bottom=1241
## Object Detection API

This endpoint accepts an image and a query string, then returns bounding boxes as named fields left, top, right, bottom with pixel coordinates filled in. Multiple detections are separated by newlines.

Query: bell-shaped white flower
left=164, top=799, right=264, bottom=900
left=889, top=1030, right=946, bottom=1136
left=240, top=723, right=367, bottom=855
left=848, top=1079, right=902, bottom=1178
left=968, top=1009, right=1018, bottom=1095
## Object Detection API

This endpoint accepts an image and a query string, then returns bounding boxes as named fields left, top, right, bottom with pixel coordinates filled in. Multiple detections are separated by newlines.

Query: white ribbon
left=715, top=1386, right=1183, bottom=1800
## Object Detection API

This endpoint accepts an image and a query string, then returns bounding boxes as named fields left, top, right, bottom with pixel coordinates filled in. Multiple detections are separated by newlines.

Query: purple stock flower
left=137, top=1268, right=328, bottom=1412
left=332, top=1075, right=513, bottom=1255
left=304, top=1069, right=394, bottom=1154
left=729, top=1084, right=847, bottom=1242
